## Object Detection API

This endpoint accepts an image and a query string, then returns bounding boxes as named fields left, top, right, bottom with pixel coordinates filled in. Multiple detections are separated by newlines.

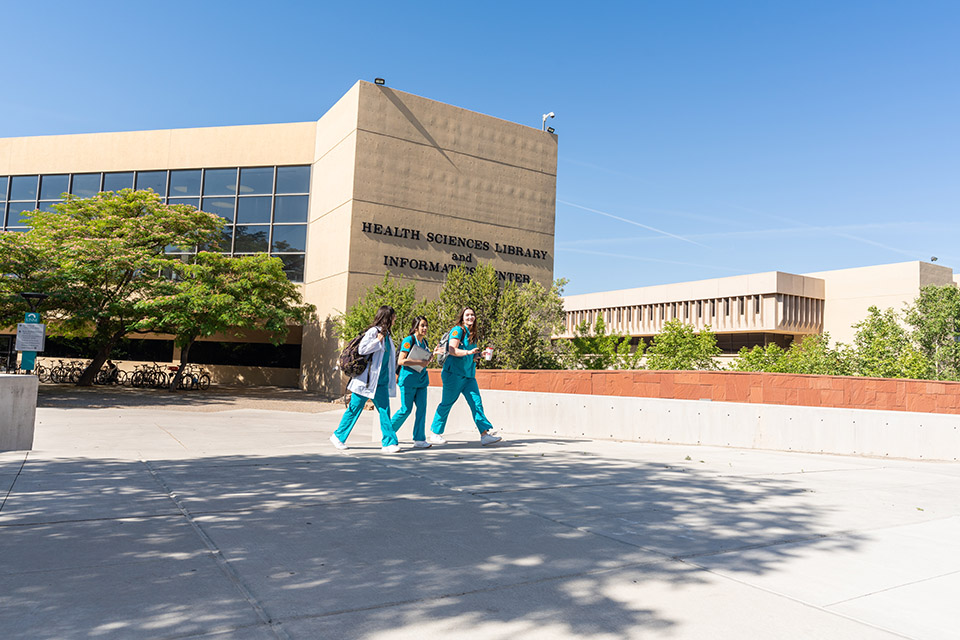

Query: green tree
left=333, top=272, right=435, bottom=343
left=732, top=342, right=788, bottom=372
left=566, top=315, right=643, bottom=370
left=851, top=306, right=931, bottom=379
left=904, top=285, right=960, bottom=380
left=780, top=333, right=852, bottom=376
left=0, top=190, right=222, bottom=385
left=133, top=252, right=315, bottom=390
left=489, top=278, right=567, bottom=369
left=645, top=320, right=720, bottom=370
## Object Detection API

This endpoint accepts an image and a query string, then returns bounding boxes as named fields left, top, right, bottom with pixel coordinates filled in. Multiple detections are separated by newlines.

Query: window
left=203, top=168, right=237, bottom=195
left=10, top=175, right=38, bottom=201
left=169, top=170, right=201, bottom=196
left=103, top=172, right=134, bottom=192
left=135, top=171, right=167, bottom=196
left=71, top=174, right=101, bottom=197
left=236, top=196, right=272, bottom=224
left=276, top=166, right=310, bottom=194
left=239, top=167, right=273, bottom=194
left=39, top=174, right=68, bottom=200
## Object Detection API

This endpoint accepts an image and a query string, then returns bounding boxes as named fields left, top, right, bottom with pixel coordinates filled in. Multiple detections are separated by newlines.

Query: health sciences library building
left=0, top=81, right=559, bottom=395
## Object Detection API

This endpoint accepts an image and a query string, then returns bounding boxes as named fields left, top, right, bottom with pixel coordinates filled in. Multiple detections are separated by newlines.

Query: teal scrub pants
left=391, top=384, right=427, bottom=442
left=430, top=374, right=494, bottom=435
left=334, top=385, right=398, bottom=447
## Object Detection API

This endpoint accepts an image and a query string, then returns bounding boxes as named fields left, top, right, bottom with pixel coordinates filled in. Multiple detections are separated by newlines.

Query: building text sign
left=362, top=221, right=549, bottom=284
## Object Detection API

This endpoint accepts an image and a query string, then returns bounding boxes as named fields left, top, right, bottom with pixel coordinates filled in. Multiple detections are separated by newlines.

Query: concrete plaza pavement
left=2, top=391, right=959, bottom=639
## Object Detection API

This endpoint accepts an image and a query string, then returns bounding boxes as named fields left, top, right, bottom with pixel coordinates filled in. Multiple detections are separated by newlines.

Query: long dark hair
left=369, top=305, right=396, bottom=334
left=408, top=315, right=428, bottom=337
left=455, top=307, right=480, bottom=342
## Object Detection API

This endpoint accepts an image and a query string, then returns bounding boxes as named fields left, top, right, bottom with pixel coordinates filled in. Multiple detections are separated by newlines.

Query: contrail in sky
left=558, top=200, right=706, bottom=247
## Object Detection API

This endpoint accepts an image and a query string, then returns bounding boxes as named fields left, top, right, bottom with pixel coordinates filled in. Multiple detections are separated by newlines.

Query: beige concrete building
left=0, top=81, right=559, bottom=393
left=561, top=261, right=957, bottom=352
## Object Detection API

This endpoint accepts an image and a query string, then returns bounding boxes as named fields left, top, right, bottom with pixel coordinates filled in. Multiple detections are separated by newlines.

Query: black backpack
left=338, top=333, right=372, bottom=378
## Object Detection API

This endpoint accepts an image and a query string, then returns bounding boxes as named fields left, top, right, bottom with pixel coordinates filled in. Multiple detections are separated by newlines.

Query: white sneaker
left=413, top=440, right=432, bottom=448
left=329, top=434, right=348, bottom=450
left=427, top=432, right=447, bottom=445
left=382, top=444, right=401, bottom=453
left=480, top=433, right=502, bottom=446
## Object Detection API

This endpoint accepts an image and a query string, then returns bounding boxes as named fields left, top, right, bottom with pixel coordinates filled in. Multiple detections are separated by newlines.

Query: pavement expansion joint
left=141, top=460, right=292, bottom=640
left=0, top=451, right=29, bottom=513
left=823, top=567, right=960, bottom=608
left=0, top=512, right=183, bottom=528
left=676, top=557, right=916, bottom=639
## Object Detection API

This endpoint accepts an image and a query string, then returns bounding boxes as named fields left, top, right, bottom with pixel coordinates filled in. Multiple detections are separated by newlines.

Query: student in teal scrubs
left=330, top=305, right=400, bottom=453
left=391, top=315, right=434, bottom=448
left=428, top=307, right=502, bottom=446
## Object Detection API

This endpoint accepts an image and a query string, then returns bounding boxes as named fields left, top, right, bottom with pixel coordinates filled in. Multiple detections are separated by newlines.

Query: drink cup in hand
left=483, top=347, right=493, bottom=361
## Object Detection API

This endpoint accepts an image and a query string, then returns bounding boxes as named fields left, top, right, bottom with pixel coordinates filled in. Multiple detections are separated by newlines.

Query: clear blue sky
left=4, top=1, right=958, bottom=295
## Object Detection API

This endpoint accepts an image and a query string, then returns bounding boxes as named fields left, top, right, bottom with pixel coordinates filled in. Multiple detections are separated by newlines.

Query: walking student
left=428, top=307, right=502, bottom=446
left=330, top=305, right=401, bottom=453
left=390, top=315, right=434, bottom=448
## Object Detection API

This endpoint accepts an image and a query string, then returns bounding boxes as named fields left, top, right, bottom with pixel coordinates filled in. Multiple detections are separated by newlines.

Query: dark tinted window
left=39, top=201, right=62, bottom=212
left=202, top=197, right=235, bottom=222
left=279, top=254, right=304, bottom=282
left=234, top=225, right=269, bottom=253
left=169, top=169, right=201, bottom=196
left=10, top=175, right=38, bottom=200
left=0, top=176, right=8, bottom=199
left=271, top=224, right=306, bottom=253
left=203, top=168, right=237, bottom=195
left=236, top=196, right=272, bottom=224
left=273, top=195, right=308, bottom=223
left=71, top=173, right=101, bottom=197
left=103, top=172, right=134, bottom=192
left=189, top=341, right=301, bottom=368
left=275, top=166, right=310, bottom=193
left=238, top=167, right=273, bottom=195
left=136, top=171, right=167, bottom=195
left=39, top=174, right=69, bottom=200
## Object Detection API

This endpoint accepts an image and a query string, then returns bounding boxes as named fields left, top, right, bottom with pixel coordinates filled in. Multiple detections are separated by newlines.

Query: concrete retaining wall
left=0, top=374, right=37, bottom=451
left=366, top=377, right=960, bottom=461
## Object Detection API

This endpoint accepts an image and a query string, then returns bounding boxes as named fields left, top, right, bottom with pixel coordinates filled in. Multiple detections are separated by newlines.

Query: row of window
left=0, top=166, right=311, bottom=282
left=568, top=295, right=766, bottom=328
left=0, top=166, right=309, bottom=202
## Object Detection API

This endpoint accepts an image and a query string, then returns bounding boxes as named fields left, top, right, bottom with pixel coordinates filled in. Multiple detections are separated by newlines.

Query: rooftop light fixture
left=374, top=78, right=386, bottom=86
left=541, top=112, right=555, bottom=131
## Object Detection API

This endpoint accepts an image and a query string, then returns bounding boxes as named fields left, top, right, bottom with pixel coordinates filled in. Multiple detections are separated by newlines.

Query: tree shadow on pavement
left=0, top=447, right=864, bottom=639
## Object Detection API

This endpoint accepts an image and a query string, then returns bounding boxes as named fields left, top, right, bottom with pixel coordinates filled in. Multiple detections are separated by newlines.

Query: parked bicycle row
left=3, top=359, right=212, bottom=390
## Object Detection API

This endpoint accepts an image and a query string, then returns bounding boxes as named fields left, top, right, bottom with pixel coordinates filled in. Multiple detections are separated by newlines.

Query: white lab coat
left=346, top=327, right=398, bottom=399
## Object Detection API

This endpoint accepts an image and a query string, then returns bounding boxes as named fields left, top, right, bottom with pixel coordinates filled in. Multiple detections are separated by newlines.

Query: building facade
left=561, top=261, right=959, bottom=354
left=0, top=81, right=559, bottom=393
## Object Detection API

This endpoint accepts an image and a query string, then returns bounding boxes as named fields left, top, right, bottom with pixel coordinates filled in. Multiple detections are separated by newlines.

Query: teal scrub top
left=377, top=333, right=392, bottom=387
left=442, top=325, right=476, bottom=378
left=398, top=335, right=429, bottom=388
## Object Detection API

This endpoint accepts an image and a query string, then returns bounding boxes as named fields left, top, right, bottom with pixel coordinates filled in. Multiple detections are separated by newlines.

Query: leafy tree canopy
left=565, top=315, right=641, bottom=370
left=645, top=320, right=720, bottom=371
left=904, top=284, right=960, bottom=380
left=0, top=190, right=222, bottom=384
left=852, top=306, right=931, bottom=379
left=133, top=252, right=315, bottom=389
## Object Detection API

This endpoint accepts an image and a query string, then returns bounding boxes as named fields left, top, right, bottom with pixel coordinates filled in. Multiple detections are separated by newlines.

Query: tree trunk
left=168, top=339, right=194, bottom=392
left=76, top=341, right=116, bottom=387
